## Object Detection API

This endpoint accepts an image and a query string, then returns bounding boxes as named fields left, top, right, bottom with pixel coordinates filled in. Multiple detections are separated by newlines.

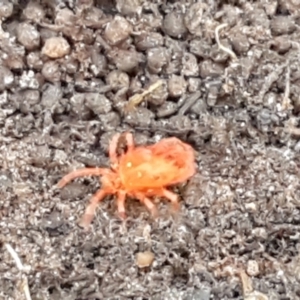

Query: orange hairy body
left=119, top=138, right=195, bottom=189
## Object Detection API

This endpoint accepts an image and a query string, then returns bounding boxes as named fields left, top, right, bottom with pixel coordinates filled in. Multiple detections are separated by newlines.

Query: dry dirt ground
left=1, top=0, right=300, bottom=299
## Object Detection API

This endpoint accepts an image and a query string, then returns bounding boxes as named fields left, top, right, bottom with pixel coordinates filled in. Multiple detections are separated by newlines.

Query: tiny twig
left=282, top=63, right=291, bottom=110
left=5, top=244, right=32, bottom=300
left=239, top=270, right=253, bottom=297
left=215, top=24, right=237, bottom=61
left=124, top=80, right=164, bottom=113
left=5, top=244, right=23, bottom=269
left=178, top=91, right=201, bottom=115
left=239, top=269, right=268, bottom=300
left=38, top=22, right=64, bottom=31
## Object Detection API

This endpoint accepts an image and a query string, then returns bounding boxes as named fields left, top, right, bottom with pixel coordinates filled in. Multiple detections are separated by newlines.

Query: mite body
left=58, top=132, right=196, bottom=228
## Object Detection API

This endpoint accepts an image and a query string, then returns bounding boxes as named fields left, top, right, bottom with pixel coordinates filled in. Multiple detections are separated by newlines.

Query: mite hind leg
left=159, top=188, right=180, bottom=212
left=80, top=189, right=109, bottom=229
left=116, top=191, right=127, bottom=219
left=124, top=132, right=134, bottom=151
left=134, top=193, right=158, bottom=217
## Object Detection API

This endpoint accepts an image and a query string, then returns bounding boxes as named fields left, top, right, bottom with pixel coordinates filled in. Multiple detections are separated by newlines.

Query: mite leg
left=109, top=133, right=121, bottom=165
left=135, top=193, right=158, bottom=217
left=124, top=132, right=134, bottom=151
left=117, top=191, right=127, bottom=219
left=160, top=188, right=180, bottom=212
left=80, top=189, right=109, bottom=229
left=57, top=168, right=109, bottom=188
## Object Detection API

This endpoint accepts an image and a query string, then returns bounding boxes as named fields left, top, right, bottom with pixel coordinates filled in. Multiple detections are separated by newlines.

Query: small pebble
left=200, top=60, right=225, bottom=77
left=147, top=47, right=169, bottom=74
left=104, top=16, right=132, bottom=45
left=270, top=36, right=291, bottom=54
left=109, top=49, right=141, bottom=72
left=246, top=260, right=260, bottom=277
left=168, top=75, right=187, bottom=98
left=184, top=2, right=203, bottom=35
left=182, top=53, right=199, bottom=76
left=85, top=93, right=112, bottom=115
left=136, top=251, right=155, bottom=268
left=271, top=16, right=296, bottom=36
left=116, top=0, right=141, bottom=16
left=42, top=37, right=71, bottom=58
left=42, top=61, right=61, bottom=83
left=0, top=0, right=13, bottom=19
left=106, top=70, right=129, bottom=91
left=17, top=23, right=40, bottom=50
left=230, top=32, right=250, bottom=55
left=23, top=1, right=45, bottom=22
left=163, top=11, right=187, bottom=38
left=27, top=52, right=43, bottom=70
left=135, top=32, right=164, bottom=51
left=0, top=66, right=14, bottom=91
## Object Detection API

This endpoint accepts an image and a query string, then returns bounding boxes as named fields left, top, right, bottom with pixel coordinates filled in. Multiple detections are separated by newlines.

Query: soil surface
left=1, top=0, right=300, bottom=299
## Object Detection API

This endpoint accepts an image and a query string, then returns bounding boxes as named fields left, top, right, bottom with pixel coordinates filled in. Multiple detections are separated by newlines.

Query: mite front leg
left=80, top=189, right=109, bottom=229
left=57, top=168, right=109, bottom=188
left=109, top=133, right=121, bottom=166
left=124, top=132, right=134, bottom=152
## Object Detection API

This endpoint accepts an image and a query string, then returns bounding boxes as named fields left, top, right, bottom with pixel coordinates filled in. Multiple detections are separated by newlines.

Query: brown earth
left=1, top=0, right=300, bottom=299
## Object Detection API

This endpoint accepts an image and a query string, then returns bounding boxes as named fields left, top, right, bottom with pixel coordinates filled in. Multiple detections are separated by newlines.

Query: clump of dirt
left=1, top=0, right=300, bottom=299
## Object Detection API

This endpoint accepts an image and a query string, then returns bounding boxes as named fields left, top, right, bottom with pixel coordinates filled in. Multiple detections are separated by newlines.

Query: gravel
left=1, top=0, right=300, bottom=299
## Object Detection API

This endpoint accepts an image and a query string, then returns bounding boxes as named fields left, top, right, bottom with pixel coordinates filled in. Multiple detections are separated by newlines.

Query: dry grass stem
left=125, top=80, right=164, bottom=112
left=215, top=23, right=238, bottom=61
left=5, top=244, right=32, bottom=300
left=282, top=64, right=291, bottom=110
